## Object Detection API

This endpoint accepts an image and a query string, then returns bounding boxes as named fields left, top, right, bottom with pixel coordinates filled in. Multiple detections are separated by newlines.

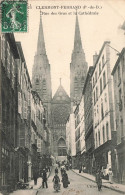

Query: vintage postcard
left=0, top=0, right=125, bottom=195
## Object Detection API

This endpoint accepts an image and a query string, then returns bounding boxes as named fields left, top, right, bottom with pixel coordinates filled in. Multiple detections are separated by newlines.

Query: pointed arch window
left=35, top=75, right=39, bottom=85
left=81, top=76, right=85, bottom=87
left=43, top=79, right=47, bottom=96
left=74, top=77, right=78, bottom=96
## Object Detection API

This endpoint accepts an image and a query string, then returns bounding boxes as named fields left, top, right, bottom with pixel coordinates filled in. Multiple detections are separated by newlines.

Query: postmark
left=1, top=1, right=27, bottom=32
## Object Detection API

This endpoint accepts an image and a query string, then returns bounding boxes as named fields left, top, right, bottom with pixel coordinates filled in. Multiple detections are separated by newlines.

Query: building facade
left=74, top=96, right=85, bottom=169
left=51, top=83, right=70, bottom=161
left=112, top=48, right=125, bottom=184
left=1, top=34, right=19, bottom=191
left=70, top=15, right=88, bottom=110
left=92, top=41, right=117, bottom=176
left=83, top=66, right=95, bottom=174
left=66, top=113, right=76, bottom=167
left=15, top=42, right=32, bottom=183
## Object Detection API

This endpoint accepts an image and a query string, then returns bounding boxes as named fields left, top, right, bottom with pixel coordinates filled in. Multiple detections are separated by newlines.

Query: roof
left=52, top=84, right=70, bottom=102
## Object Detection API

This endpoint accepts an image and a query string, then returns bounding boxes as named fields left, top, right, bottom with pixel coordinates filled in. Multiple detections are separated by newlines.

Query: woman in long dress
left=62, top=170, right=69, bottom=188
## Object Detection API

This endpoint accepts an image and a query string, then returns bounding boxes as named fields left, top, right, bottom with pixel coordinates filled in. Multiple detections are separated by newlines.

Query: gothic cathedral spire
left=32, top=13, right=52, bottom=126
left=73, top=14, right=83, bottom=52
left=70, top=14, right=88, bottom=110
left=37, top=13, right=46, bottom=55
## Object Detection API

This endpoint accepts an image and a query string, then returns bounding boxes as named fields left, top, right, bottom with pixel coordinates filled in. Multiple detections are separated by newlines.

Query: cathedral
left=32, top=13, right=88, bottom=161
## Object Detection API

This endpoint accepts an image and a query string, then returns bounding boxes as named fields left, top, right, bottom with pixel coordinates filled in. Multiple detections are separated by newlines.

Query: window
left=35, top=75, right=39, bottom=85
left=118, top=65, right=121, bottom=85
left=96, top=86, right=98, bottom=101
left=94, top=91, right=96, bottom=105
left=7, top=42, right=11, bottom=78
left=1, top=35, right=5, bottom=66
left=103, top=126, right=105, bottom=143
left=105, top=93, right=107, bottom=103
left=43, top=79, right=47, bottom=96
left=103, top=71, right=106, bottom=88
left=95, top=72, right=97, bottom=82
left=100, top=78, right=102, bottom=94
left=101, top=102, right=104, bottom=119
left=102, top=55, right=104, bottom=67
left=74, top=77, right=78, bottom=96
left=98, top=130, right=100, bottom=146
left=97, top=105, right=98, bottom=113
left=96, top=133, right=98, bottom=147
left=11, top=57, right=15, bottom=88
left=121, top=119, right=123, bottom=138
left=93, top=77, right=95, bottom=88
left=119, top=89, right=122, bottom=111
left=121, top=56, right=125, bottom=73
left=99, top=62, right=101, bottom=74
left=106, top=123, right=109, bottom=140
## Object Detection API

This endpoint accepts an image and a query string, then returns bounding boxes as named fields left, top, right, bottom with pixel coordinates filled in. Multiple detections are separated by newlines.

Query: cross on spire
left=40, top=9, right=42, bottom=17
left=59, top=78, right=62, bottom=85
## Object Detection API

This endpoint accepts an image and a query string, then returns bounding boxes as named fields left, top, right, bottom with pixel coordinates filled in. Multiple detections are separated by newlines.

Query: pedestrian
left=53, top=173, right=61, bottom=191
left=108, top=168, right=113, bottom=184
left=62, top=170, right=69, bottom=188
left=48, top=166, right=50, bottom=172
left=42, top=169, right=48, bottom=188
left=96, top=169, right=102, bottom=191
left=33, top=169, right=38, bottom=185
left=79, top=162, right=82, bottom=173
left=55, top=167, right=58, bottom=174
left=61, top=166, right=65, bottom=176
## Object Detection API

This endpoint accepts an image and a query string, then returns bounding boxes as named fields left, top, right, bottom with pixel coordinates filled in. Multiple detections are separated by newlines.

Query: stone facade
left=1, top=34, right=19, bottom=191
left=15, top=42, right=32, bottom=183
left=51, top=84, right=70, bottom=161
left=92, top=41, right=117, bottom=176
left=83, top=66, right=95, bottom=174
left=112, top=48, right=125, bottom=184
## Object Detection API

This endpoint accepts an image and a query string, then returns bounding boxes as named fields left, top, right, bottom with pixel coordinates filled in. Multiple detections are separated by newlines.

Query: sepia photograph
left=0, top=0, right=125, bottom=194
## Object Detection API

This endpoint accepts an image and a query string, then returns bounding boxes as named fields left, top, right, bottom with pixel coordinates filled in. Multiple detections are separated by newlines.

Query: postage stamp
left=1, top=1, right=27, bottom=32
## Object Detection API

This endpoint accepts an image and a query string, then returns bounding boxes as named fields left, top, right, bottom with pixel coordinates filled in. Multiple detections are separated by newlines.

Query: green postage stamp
left=1, top=1, right=27, bottom=32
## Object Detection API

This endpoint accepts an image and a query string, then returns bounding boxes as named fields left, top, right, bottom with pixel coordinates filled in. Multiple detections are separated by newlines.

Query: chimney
left=93, top=52, right=98, bottom=66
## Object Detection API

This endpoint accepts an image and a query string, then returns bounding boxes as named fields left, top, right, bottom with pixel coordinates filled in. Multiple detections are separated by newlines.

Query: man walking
left=42, top=169, right=48, bottom=188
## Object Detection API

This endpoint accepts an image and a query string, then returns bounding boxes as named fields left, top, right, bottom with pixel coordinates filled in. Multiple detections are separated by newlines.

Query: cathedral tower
left=70, top=15, right=88, bottom=110
left=32, top=14, right=52, bottom=126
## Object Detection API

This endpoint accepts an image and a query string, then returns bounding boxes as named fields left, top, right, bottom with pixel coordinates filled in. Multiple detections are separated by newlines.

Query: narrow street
left=37, top=168, right=122, bottom=195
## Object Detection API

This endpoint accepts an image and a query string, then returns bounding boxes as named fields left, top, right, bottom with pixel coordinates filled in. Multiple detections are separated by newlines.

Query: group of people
left=52, top=166, right=70, bottom=191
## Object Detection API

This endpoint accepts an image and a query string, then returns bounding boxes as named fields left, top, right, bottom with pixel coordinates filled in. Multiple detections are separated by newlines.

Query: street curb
left=71, top=170, right=125, bottom=194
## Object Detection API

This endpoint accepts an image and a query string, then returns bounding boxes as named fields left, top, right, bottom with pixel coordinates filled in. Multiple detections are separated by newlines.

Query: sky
left=15, top=0, right=125, bottom=96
